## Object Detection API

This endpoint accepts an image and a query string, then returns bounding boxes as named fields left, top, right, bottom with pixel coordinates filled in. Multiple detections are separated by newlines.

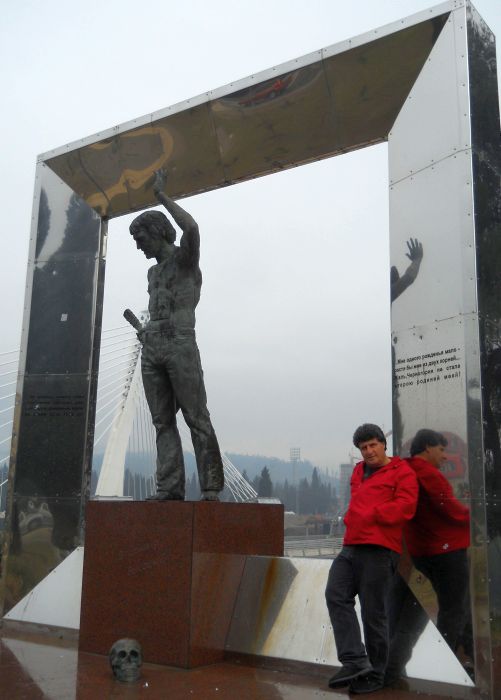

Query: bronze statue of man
left=128, top=170, right=224, bottom=501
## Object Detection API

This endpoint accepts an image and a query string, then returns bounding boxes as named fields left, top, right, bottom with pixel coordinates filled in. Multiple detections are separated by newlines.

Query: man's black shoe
left=328, top=665, right=370, bottom=689
left=349, top=672, right=384, bottom=694
left=384, top=674, right=410, bottom=691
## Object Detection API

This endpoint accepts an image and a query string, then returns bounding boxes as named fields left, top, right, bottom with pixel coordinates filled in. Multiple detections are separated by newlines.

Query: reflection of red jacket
left=343, top=457, right=418, bottom=553
left=404, top=456, right=470, bottom=557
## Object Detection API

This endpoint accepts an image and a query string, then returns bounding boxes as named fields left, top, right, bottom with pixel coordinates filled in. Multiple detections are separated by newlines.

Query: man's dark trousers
left=325, top=545, right=399, bottom=681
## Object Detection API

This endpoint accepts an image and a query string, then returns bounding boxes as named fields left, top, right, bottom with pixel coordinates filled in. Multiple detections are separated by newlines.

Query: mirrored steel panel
left=24, top=166, right=101, bottom=374
left=388, top=15, right=471, bottom=184
left=26, top=258, right=99, bottom=375
left=389, top=4, right=499, bottom=693
left=44, top=13, right=450, bottom=218
left=323, top=18, right=449, bottom=154
left=390, top=153, right=476, bottom=332
left=3, top=494, right=82, bottom=612
left=32, top=165, right=101, bottom=262
left=1, top=166, right=105, bottom=615
left=45, top=126, right=171, bottom=218
left=211, top=18, right=443, bottom=184
left=47, top=103, right=226, bottom=218
left=226, top=556, right=472, bottom=686
left=392, top=319, right=469, bottom=463
left=389, top=5, right=474, bottom=447
left=210, top=63, right=337, bottom=183
left=467, top=4, right=501, bottom=695
left=149, top=105, right=227, bottom=202
left=14, top=374, right=92, bottom=498
left=389, top=16, right=476, bottom=332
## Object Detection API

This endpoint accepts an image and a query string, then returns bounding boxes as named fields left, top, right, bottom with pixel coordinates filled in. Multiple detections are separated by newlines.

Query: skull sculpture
left=109, top=638, right=142, bottom=682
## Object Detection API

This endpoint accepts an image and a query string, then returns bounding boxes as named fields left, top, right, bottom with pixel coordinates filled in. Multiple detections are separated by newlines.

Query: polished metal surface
left=45, top=104, right=227, bottom=218
left=4, top=548, right=83, bottom=629
left=390, top=153, right=476, bottom=330
left=389, top=3, right=501, bottom=695
left=226, top=556, right=472, bottom=687
left=388, top=16, right=471, bottom=185
left=392, top=319, right=470, bottom=468
left=467, top=3, right=501, bottom=696
left=389, top=11, right=473, bottom=471
left=0, top=165, right=105, bottom=614
left=42, top=10, right=451, bottom=219
left=389, top=16, right=476, bottom=329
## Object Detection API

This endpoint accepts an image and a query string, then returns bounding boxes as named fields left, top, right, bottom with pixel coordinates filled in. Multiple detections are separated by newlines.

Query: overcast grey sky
left=1, top=1, right=500, bottom=472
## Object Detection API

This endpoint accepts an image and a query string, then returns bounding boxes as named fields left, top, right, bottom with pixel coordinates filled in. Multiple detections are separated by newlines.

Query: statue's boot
left=200, top=490, right=220, bottom=501
left=146, top=492, right=184, bottom=501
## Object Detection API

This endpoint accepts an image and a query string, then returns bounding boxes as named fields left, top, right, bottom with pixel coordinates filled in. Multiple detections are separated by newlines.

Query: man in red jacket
left=325, top=423, right=418, bottom=694
left=404, top=429, right=472, bottom=662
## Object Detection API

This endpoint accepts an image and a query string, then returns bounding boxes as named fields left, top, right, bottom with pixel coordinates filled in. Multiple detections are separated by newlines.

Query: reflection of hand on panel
left=391, top=237, right=423, bottom=303
left=405, top=237, right=423, bottom=263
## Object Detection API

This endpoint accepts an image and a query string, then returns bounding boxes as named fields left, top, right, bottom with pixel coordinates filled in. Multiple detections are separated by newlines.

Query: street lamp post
left=290, top=447, right=301, bottom=515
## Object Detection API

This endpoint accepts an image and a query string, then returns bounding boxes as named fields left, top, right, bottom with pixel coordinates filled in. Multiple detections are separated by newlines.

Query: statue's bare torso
left=128, top=169, right=224, bottom=501
left=147, top=250, right=201, bottom=330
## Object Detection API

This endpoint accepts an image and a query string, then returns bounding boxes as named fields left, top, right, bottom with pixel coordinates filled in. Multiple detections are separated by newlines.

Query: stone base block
left=79, top=501, right=283, bottom=667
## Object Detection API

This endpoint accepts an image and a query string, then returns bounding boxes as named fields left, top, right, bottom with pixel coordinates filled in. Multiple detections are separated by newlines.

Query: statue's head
left=129, top=211, right=176, bottom=244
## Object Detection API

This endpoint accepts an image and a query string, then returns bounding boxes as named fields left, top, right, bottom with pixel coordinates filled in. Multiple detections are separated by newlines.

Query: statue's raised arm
left=128, top=170, right=224, bottom=502
left=153, top=169, right=200, bottom=266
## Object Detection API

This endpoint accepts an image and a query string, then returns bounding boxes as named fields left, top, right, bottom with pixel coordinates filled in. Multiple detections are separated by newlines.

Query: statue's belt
left=144, top=322, right=195, bottom=338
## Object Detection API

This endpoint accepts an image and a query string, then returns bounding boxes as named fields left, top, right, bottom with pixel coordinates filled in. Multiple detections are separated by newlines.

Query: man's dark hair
left=129, top=211, right=176, bottom=244
left=410, top=429, right=447, bottom=456
left=353, top=423, right=386, bottom=448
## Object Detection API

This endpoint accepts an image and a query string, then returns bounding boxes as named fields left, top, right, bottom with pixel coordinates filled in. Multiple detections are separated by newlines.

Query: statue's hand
left=137, top=328, right=145, bottom=344
left=153, top=168, right=168, bottom=196
left=405, top=237, right=423, bottom=262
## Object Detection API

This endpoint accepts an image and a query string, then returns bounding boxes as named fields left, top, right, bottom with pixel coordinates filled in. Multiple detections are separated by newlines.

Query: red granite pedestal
left=79, top=501, right=283, bottom=668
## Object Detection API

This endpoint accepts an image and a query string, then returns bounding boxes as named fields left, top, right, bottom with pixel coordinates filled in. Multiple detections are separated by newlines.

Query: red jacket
left=404, top=456, right=470, bottom=557
left=343, top=457, right=418, bottom=553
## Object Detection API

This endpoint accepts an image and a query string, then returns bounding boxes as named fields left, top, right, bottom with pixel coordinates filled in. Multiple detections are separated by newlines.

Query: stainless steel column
left=0, top=164, right=106, bottom=614
left=389, top=4, right=501, bottom=694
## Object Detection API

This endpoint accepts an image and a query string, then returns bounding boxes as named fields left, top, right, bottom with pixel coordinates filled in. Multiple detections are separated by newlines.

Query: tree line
left=98, top=461, right=340, bottom=516
left=245, top=465, right=338, bottom=515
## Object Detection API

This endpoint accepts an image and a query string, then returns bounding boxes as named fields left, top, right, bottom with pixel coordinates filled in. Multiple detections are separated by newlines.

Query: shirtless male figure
left=129, top=169, right=224, bottom=501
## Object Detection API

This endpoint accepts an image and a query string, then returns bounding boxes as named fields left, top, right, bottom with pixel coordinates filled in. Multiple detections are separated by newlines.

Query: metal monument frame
left=1, top=1, right=500, bottom=696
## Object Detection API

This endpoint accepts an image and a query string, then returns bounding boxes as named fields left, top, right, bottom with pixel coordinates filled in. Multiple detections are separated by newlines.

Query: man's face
left=132, top=228, right=162, bottom=259
left=422, top=444, right=447, bottom=469
left=358, top=438, right=387, bottom=468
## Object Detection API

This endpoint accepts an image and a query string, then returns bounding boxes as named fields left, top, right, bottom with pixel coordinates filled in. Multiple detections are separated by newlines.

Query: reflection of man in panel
left=405, top=429, right=473, bottom=666
left=129, top=170, right=224, bottom=501
left=325, top=424, right=418, bottom=694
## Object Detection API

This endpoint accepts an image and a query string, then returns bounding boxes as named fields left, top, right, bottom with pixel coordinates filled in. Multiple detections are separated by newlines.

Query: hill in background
left=92, top=450, right=339, bottom=491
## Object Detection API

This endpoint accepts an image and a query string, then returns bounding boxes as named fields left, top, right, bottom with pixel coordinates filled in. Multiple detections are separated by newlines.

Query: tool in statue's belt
left=123, top=308, right=143, bottom=334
